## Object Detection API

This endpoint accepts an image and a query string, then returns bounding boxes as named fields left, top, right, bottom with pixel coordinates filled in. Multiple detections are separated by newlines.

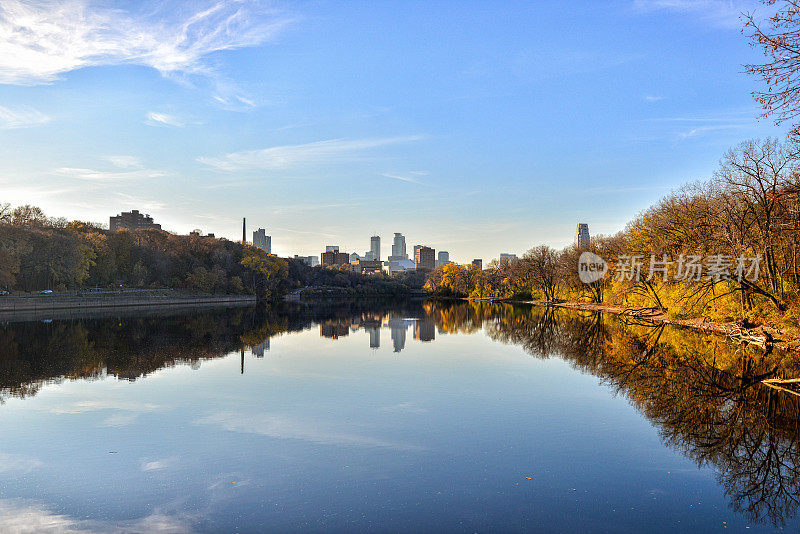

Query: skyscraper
left=370, top=235, right=381, bottom=262
left=414, top=246, right=435, bottom=270
left=367, top=325, right=380, bottom=349
left=575, top=223, right=590, bottom=248
left=414, top=320, right=436, bottom=342
left=391, top=233, right=407, bottom=260
left=389, top=317, right=410, bottom=352
left=253, top=228, right=271, bottom=254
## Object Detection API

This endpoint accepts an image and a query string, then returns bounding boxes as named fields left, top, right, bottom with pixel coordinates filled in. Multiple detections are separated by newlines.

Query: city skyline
left=0, top=0, right=790, bottom=261
left=104, top=209, right=515, bottom=265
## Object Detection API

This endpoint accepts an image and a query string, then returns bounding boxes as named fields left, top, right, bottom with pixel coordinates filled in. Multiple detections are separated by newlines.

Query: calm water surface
left=0, top=300, right=798, bottom=532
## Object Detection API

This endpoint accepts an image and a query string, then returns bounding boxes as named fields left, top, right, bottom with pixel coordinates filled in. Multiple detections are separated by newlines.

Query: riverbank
left=0, top=289, right=257, bottom=320
left=284, top=286, right=427, bottom=301
left=429, top=294, right=798, bottom=352
left=524, top=299, right=799, bottom=352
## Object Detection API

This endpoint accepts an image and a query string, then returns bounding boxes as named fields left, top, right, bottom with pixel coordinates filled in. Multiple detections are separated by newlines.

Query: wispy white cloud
left=114, top=193, right=167, bottom=212
left=677, top=123, right=744, bottom=138
left=270, top=225, right=340, bottom=239
left=45, top=398, right=163, bottom=426
left=0, top=500, right=87, bottom=534
left=99, top=413, right=140, bottom=427
left=651, top=115, right=751, bottom=122
left=141, top=457, right=177, bottom=472
left=632, top=0, right=758, bottom=29
left=0, top=452, right=43, bottom=473
left=52, top=160, right=170, bottom=182
left=644, top=95, right=665, bottom=102
left=197, top=136, right=425, bottom=172
left=646, top=110, right=756, bottom=139
left=196, top=411, right=422, bottom=450
left=146, top=111, right=185, bottom=128
left=381, top=171, right=428, bottom=185
left=142, top=460, right=167, bottom=472
left=0, top=499, right=196, bottom=533
left=104, top=155, right=143, bottom=169
left=272, top=201, right=365, bottom=215
left=0, top=0, right=291, bottom=93
left=47, top=399, right=162, bottom=414
left=53, top=167, right=169, bottom=182
left=0, top=105, right=51, bottom=129
left=212, top=91, right=259, bottom=111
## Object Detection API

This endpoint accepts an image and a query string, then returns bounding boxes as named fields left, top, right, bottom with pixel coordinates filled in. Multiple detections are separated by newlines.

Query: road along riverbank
left=0, top=289, right=256, bottom=321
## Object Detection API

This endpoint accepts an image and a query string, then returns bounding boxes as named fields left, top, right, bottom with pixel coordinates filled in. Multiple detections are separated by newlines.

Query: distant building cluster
left=189, top=229, right=215, bottom=238
left=109, top=210, right=161, bottom=232
left=293, top=255, right=319, bottom=267
left=308, top=232, right=454, bottom=276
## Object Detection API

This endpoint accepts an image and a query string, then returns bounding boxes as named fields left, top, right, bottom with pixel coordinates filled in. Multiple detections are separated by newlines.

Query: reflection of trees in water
left=0, top=299, right=426, bottom=402
left=0, top=309, right=261, bottom=401
left=426, top=301, right=800, bottom=528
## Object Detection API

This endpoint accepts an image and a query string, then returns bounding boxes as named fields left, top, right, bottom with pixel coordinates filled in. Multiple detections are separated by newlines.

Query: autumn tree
left=0, top=203, right=11, bottom=224
left=11, top=205, right=46, bottom=227
left=746, top=1, right=800, bottom=135
left=525, top=245, right=559, bottom=301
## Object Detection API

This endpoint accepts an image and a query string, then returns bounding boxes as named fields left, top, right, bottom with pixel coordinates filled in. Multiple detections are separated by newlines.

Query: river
left=0, top=300, right=797, bottom=532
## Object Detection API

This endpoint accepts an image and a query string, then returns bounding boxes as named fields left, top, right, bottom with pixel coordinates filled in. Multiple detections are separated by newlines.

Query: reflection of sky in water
left=0, top=313, right=791, bottom=533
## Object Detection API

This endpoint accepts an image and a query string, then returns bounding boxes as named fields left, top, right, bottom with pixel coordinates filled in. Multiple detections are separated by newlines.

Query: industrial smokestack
left=242, top=217, right=246, bottom=244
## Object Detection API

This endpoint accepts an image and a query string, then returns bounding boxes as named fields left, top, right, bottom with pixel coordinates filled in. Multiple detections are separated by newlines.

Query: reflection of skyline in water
left=2, top=300, right=800, bottom=529
left=252, top=338, right=270, bottom=357
left=319, top=313, right=437, bottom=353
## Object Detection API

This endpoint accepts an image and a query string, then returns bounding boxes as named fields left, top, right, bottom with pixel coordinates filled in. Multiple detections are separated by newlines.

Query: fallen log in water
left=726, top=324, right=777, bottom=349
left=761, top=378, right=800, bottom=397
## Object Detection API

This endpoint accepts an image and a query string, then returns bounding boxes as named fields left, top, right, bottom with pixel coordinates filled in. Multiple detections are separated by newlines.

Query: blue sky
left=0, top=0, right=788, bottom=262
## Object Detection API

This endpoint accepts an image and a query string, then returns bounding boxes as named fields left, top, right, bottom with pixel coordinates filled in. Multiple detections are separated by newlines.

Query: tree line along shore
left=0, top=204, right=425, bottom=301
left=424, top=139, right=800, bottom=350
